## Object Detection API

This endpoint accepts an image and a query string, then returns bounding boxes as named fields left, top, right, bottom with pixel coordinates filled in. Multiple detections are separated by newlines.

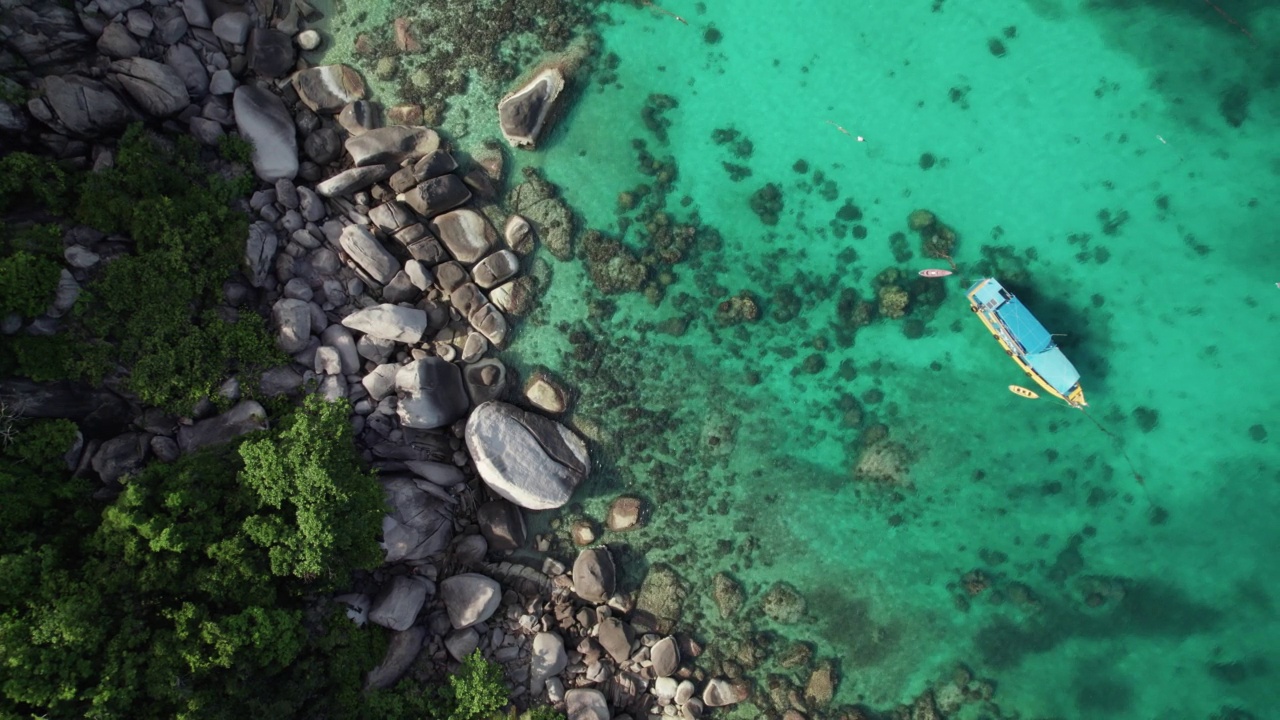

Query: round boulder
left=571, top=547, right=615, bottom=604
left=464, top=401, right=589, bottom=510
left=606, top=495, right=645, bottom=532
left=440, top=573, right=501, bottom=630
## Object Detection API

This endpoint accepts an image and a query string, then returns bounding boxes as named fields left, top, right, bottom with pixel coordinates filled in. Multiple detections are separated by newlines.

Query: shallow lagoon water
left=324, top=0, right=1280, bottom=716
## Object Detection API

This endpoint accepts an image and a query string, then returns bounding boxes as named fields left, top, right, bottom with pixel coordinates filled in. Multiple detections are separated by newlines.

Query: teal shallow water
left=326, top=0, right=1280, bottom=716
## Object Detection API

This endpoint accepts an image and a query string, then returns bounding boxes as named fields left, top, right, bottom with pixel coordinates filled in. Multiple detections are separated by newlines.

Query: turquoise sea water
left=323, top=0, right=1280, bottom=716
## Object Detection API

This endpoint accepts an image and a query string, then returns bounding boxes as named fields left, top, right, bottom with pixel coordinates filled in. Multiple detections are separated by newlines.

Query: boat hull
left=966, top=278, right=1087, bottom=408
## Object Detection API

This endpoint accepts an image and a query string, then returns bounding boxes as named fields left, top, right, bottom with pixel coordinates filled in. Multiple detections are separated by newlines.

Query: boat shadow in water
left=1001, top=281, right=1115, bottom=395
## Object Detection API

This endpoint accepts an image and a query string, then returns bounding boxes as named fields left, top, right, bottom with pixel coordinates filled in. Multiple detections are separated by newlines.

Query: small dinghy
left=1008, top=385, right=1039, bottom=399
left=919, top=268, right=952, bottom=278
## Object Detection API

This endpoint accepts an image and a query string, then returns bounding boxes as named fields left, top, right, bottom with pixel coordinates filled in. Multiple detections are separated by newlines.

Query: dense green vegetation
left=0, top=124, right=280, bottom=413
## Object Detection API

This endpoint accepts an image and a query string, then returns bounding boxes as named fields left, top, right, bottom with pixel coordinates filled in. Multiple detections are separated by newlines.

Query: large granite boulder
left=368, top=575, right=433, bottom=631
left=176, top=401, right=267, bottom=453
left=530, top=632, right=567, bottom=694
left=399, top=174, right=470, bottom=218
left=164, top=43, right=208, bottom=98
left=429, top=209, right=496, bottom=264
left=292, top=64, right=366, bottom=113
left=111, top=57, right=189, bottom=116
left=440, top=573, right=501, bottom=629
left=497, top=67, right=565, bottom=149
left=271, top=297, right=310, bottom=353
left=341, top=304, right=428, bottom=343
left=316, top=163, right=396, bottom=198
left=32, top=75, right=132, bottom=137
left=381, top=477, right=453, bottom=563
left=248, top=28, right=295, bottom=79
left=233, top=85, right=298, bottom=182
left=364, top=626, right=426, bottom=690
left=476, top=499, right=525, bottom=552
left=91, top=432, right=150, bottom=483
left=338, top=224, right=399, bottom=284
left=464, top=401, right=589, bottom=510
left=394, top=358, right=470, bottom=430
left=571, top=547, right=615, bottom=604
left=564, top=688, right=610, bottom=720
left=346, top=126, right=440, bottom=167
left=650, top=636, right=680, bottom=678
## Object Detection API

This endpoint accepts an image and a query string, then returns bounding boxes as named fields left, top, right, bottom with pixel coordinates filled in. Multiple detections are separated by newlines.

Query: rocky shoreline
left=0, top=2, right=1010, bottom=719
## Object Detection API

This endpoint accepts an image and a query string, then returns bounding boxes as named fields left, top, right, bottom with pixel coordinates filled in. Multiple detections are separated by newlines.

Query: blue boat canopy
left=995, top=298, right=1052, bottom=354
left=1026, top=348, right=1081, bottom=394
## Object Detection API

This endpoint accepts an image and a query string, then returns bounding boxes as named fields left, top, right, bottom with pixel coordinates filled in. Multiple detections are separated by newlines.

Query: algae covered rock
left=633, top=563, right=687, bottom=634
left=761, top=581, right=806, bottom=624
left=712, top=571, right=745, bottom=619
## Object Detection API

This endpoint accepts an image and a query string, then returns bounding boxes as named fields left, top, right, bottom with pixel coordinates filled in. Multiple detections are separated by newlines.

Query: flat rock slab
left=339, top=224, right=399, bottom=284
left=364, top=626, right=426, bottom=690
left=346, top=126, right=440, bottom=167
left=341, top=304, right=428, bottom=344
left=111, top=57, right=189, bottom=116
left=564, top=688, right=610, bottom=720
left=429, top=209, right=496, bottom=264
left=464, top=401, right=589, bottom=510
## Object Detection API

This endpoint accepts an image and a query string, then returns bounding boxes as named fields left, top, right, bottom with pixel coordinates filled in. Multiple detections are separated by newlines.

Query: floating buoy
left=919, top=268, right=953, bottom=278
left=1008, top=385, right=1039, bottom=399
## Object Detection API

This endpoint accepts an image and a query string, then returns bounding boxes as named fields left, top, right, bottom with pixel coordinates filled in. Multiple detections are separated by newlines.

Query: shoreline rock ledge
left=496, top=67, right=565, bottom=149
left=464, top=400, right=589, bottom=510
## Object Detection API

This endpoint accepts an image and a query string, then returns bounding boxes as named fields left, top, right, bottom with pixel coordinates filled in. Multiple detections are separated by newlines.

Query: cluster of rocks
left=0, top=2, right=754, bottom=718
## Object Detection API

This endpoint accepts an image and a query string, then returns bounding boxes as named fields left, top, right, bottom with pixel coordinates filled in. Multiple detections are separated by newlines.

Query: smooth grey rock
left=245, top=221, right=277, bottom=288
left=444, top=627, right=479, bottom=662
left=440, top=573, right=501, bottom=629
left=361, top=363, right=398, bottom=402
left=464, top=401, right=589, bottom=510
left=381, top=270, right=417, bottom=304
left=394, top=358, right=469, bottom=430
left=564, top=689, right=610, bottom=720
left=259, top=367, right=304, bottom=396
left=150, top=435, right=180, bottom=463
left=341, top=304, right=427, bottom=344
left=429, top=209, right=496, bottom=264
left=97, top=22, right=141, bottom=59
left=92, top=432, right=150, bottom=483
left=296, top=29, right=322, bottom=51
left=314, top=346, right=342, bottom=375
left=468, top=303, right=508, bottom=347
left=368, top=201, right=414, bottom=234
left=177, top=401, right=267, bottom=453
left=272, top=297, right=311, bottom=353
left=404, top=460, right=465, bottom=487
left=338, top=224, right=398, bottom=285
left=597, top=617, right=633, bottom=664
left=124, top=9, right=154, bottom=38
left=368, top=575, right=433, bottom=631
left=404, top=259, right=433, bottom=290
left=650, top=636, right=680, bottom=678
left=412, top=149, right=458, bottom=181
left=477, top=499, right=525, bottom=552
left=111, top=58, right=189, bottom=116
left=233, top=85, right=298, bottom=182
left=209, top=68, right=236, bottom=95
left=320, top=324, right=359, bottom=374
left=357, top=334, right=396, bottom=363
left=504, top=214, right=536, bottom=255
left=36, top=75, right=132, bottom=137
left=188, top=116, right=223, bottom=145
left=497, top=67, right=565, bottom=149
left=491, top=276, right=536, bottom=316
left=364, top=626, right=426, bottom=690
left=572, top=547, right=615, bottom=604
left=472, top=250, right=520, bottom=289
left=181, top=0, right=211, bottom=28
left=64, top=245, right=100, bottom=269
left=336, top=100, right=374, bottom=136
left=530, top=632, right=567, bottom=694
left=248, top=28, right=295, bottom=79
left=47, top=269, right=79, bottom=318
left=211, top=11, right=251, bottom=44
left=315, top=163, right=395, bottom=198
left=382, top=477, right=453, bottom=563
left=399, top=174, right=470, bottom=218
left=152, top=7, right=189, bottom=44
left=345, top=126, right=440, bottom=167
left=164, top=43, right=208, bottom=98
